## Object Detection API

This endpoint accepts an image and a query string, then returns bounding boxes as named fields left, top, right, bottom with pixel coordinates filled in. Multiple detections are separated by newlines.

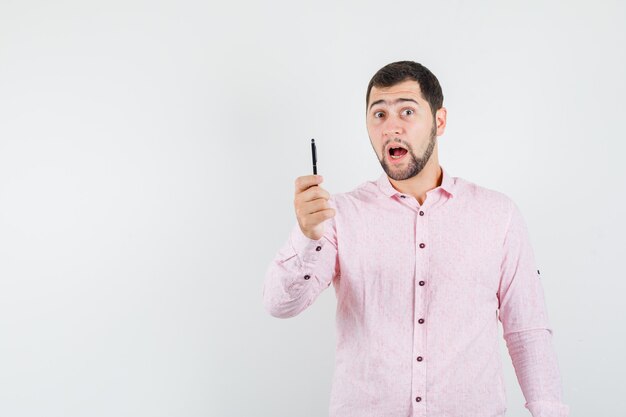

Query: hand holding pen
left=293, top=138, right=335, bottom=240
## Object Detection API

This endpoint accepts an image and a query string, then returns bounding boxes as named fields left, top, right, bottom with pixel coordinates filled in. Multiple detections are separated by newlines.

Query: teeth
left=389, top=146, right=406, bottom=159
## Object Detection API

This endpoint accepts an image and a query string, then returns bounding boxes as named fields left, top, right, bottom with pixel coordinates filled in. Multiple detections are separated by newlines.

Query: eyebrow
left=368, top=98, right=419, bottom=111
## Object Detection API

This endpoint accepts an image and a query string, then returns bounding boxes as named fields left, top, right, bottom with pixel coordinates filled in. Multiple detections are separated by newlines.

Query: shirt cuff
left=526, top=400, right=570, bottom=417
left=289, top=224, right=326, bottom=267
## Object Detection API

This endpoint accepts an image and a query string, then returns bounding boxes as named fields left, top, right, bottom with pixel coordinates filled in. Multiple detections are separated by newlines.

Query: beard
left=378, top=122, right=438, bottom=181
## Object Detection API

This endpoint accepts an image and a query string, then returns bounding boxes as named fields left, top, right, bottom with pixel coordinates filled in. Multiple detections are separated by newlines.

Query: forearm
left=505, top=328, right=570, bottom=417
left=262, top=223, right=338, bottom=318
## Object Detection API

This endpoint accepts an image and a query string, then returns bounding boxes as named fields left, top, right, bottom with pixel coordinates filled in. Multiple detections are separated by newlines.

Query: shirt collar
left=375, top=166, right=456, bottom=199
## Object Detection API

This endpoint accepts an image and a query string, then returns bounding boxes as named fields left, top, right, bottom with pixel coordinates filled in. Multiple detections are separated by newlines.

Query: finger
left=299, top=198, right=330, bottom=217
left=308, top=208, right=336, bottom=224
left=295, top=175, right=323, bottom=194
left=296, top=185, right=331, bottom=205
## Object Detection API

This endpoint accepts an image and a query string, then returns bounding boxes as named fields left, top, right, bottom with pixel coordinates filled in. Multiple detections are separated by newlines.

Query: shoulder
left=452, top=175, right=520, bottom=224
left=327, top=178, right=381, bottom=210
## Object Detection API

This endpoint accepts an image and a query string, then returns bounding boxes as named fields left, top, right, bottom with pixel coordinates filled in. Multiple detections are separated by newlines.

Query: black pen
left=311, top=138, right=317, bottom=175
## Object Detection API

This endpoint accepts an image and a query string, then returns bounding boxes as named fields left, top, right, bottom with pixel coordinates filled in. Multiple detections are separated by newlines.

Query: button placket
left=412, top=203, right=430, bottom=412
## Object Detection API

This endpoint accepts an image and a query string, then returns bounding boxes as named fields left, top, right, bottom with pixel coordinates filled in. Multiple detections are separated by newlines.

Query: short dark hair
left=366, top=61, right=444, bottom=117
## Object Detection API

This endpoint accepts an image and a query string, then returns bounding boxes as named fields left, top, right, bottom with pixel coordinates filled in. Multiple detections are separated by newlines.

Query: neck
left=388, top=153, right=442, bottom=205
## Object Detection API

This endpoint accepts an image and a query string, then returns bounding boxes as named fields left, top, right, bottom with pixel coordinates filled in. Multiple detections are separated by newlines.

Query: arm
left=262, top=200, right=339, bottom=318
left=498, top=200, right=570, bottom=417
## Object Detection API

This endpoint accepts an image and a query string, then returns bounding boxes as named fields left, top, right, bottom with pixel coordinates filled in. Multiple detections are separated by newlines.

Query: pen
left=311, top=138, right=317, bottom=175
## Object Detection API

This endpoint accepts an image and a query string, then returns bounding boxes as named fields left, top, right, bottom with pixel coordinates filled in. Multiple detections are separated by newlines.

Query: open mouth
left=388, top=145, right=408, bottom=160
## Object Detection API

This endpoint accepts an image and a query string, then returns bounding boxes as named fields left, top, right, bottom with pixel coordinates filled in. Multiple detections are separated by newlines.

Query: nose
left=383, top=115, right=403, bottom=137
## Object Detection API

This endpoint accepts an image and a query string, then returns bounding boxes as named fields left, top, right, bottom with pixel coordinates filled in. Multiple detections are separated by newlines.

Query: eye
left=373, top=111, right=385, bottom=118
left=402, top=108, right=415, bottom=116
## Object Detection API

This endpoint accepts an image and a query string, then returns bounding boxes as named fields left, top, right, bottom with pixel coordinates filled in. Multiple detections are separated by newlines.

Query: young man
left=262, top=61, right=569, bottom=417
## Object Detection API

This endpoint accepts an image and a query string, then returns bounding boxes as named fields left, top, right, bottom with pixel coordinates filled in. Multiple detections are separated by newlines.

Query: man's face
left=366, top=79, right=443, bottom=181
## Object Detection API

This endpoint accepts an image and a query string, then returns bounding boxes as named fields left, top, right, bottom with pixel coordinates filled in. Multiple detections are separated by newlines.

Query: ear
left=435, top=107, right=447, bottom=136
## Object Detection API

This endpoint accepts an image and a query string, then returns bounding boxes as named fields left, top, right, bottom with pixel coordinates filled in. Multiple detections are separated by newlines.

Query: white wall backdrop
left=1, top=1, right=624, bottom=416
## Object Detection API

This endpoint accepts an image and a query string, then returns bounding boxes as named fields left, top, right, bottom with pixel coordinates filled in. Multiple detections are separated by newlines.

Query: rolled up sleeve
left=498, top=200, right=570, bottom=417
left=262, top=198, right=340, bottom=318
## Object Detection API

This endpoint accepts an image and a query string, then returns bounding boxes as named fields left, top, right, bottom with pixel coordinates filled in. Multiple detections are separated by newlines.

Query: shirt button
left=419, top=210, right=424, bottom=216
left=304, top=275, right=311, bottom=280
left=418, top=318, right=424, bottom=324
left=315, top=246, right=322, bottom=251
left=415, top=396, right=422, bottom=402
left=419, top=281, right=425, bottom=286
left=419, top=243, right=426, bottom=249
left=417, top=356, right=423, bottom=362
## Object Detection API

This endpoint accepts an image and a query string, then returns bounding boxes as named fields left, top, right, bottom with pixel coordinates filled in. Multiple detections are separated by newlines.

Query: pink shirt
left=263, top=166, right=569, bottom=417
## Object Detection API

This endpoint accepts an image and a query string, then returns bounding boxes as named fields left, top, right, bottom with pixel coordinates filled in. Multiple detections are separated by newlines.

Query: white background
left=1, top=1, right=624, bottom=416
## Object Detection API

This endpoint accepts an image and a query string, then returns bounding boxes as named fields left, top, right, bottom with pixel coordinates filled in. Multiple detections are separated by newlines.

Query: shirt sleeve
left=498, top=199, right=570, bottom=417
left=262, top=198, right=340, bottom=318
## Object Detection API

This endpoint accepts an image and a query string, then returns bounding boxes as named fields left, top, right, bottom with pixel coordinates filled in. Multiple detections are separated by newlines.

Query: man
left=262, top=61, right=569, bottom=417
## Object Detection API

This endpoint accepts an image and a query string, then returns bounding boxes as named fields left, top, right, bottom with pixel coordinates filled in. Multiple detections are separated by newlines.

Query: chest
left=336, top=206, right=504, bottom=293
